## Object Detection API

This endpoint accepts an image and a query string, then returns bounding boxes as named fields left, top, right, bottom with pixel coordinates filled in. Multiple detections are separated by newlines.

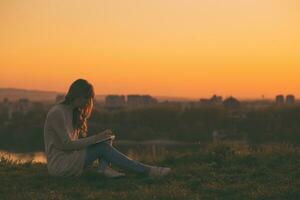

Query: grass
left=0, top=142, right=299, bottom=200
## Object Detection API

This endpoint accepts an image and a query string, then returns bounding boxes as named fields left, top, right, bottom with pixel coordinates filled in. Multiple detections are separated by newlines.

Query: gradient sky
left=1, top=0, right=300, bottom=99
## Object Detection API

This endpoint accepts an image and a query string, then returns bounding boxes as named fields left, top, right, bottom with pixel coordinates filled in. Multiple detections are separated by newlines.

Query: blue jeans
left=83, top=140, right=151, bottom=173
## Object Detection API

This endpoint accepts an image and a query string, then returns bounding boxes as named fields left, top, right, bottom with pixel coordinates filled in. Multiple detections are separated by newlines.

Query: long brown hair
left=60, top=79, right=95, bottom=138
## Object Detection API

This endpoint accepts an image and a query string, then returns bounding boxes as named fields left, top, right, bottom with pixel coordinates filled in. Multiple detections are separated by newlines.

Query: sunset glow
left=1, top=0, right=300, bottom=99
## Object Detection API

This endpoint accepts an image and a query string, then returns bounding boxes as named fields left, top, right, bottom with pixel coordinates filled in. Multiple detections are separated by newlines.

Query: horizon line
left=0, top=87, right=297, bottom=101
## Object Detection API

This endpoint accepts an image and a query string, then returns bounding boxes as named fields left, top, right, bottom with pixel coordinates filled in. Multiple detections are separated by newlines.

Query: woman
left=43, top=79, right=171, bottom=177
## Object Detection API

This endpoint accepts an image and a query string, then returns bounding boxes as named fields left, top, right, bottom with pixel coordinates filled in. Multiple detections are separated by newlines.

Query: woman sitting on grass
left=43, top=79, right=171, bottom=178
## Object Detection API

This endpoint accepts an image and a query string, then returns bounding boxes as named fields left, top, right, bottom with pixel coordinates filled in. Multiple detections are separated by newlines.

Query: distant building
left=200, top=95, right=223, bottom=106
left=127, top=95, right=157, bottom=107
left=127, top=95, right=142, bottom=107
left=142, top=95, right=158, bottom=105
left=275, top=95, right=285, bottom=105
left=223, top=96, right=240, bottom=109
left=105, top=95, right=126, bottom=109
left=286, top=95, right=295, bottom=104
left=2, top=97, right=13, bottom=119
left=211, top=95, right=223, bottom=105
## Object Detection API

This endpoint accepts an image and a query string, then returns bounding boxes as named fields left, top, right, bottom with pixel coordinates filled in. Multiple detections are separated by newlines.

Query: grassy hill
left=0, top=143, right=299, bottom=200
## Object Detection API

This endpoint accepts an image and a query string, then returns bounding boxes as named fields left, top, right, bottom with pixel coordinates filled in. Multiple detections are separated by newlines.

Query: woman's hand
left=95, top=129, right=114, bottom=140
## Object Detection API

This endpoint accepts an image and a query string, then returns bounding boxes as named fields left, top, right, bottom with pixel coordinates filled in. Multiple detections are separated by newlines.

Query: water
left=0, top=150, right=47, bottom=164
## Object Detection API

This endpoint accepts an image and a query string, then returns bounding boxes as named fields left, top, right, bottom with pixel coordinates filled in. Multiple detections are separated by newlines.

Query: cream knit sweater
left=43, top=104, right=100, bottom=177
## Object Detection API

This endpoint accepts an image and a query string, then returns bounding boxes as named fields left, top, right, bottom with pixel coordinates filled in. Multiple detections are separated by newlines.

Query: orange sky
left=1, top=0, right=300, bottom=99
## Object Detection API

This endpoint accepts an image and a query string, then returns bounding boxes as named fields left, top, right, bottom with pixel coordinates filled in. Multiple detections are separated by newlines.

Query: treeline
left=89, top=105, right=300, bottom=144
left=0, top=105, right=300, bottom=152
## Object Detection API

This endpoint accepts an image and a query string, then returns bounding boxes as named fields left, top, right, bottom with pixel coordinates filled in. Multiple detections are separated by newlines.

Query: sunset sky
left=0, top=0, right=300, bottom=99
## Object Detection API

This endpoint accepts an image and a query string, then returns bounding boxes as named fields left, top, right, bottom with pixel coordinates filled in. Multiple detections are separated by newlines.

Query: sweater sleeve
left=49, top=108, right=99, bottom=150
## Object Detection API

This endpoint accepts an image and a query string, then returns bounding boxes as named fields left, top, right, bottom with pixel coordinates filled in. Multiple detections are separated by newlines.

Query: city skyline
left=1, top=0, right=300, bottom=98
left=0, top=87, right=297, bottom=102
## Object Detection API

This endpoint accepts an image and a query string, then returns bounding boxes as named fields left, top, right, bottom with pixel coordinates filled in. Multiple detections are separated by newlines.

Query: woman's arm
left=49, top=109, right=112, bottom=150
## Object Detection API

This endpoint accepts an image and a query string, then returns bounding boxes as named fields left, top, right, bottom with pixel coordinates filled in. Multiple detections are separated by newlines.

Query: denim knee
left=94, top=141, right=111, bottom=152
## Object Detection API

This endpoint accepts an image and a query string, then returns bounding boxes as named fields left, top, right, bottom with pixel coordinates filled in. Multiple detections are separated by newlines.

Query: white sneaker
left=97, top=168, right=125, bottom=178
left=148, top=166, right=171, bottom=177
